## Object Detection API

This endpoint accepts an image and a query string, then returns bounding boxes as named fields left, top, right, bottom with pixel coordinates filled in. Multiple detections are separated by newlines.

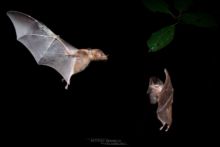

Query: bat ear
left=149, top=77, right=162, bottom=85
left=149, top=77, right=154, bottom=84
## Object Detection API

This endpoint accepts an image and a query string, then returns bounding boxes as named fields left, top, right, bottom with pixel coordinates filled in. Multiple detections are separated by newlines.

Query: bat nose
left=103, top=55, right=108, bottom=60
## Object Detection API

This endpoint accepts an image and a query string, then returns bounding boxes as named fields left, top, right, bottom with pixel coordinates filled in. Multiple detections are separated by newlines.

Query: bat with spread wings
left=7, top=11, right=108, bottom=89
left=147, top=68, right=174, bottom=131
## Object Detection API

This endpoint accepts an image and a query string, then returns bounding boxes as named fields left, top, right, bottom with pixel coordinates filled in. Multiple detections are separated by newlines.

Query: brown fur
left=73, top=49, right=107, bottom=74
left=147, top=69, right=174, bottom=131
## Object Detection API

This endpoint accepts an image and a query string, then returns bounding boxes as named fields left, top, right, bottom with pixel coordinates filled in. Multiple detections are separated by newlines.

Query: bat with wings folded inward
left=147, top=68, right=174, bottom=131
left=7, top=11, right=108, bottom=89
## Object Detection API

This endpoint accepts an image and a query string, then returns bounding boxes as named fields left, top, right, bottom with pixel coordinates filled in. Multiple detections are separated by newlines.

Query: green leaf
left=147, top=25, right=175, bottom=52
left=181, top=12, right=217, bottom=28
left=174, top=0, right=193, bottom=12
left=143, top=0, right=170, bottom=14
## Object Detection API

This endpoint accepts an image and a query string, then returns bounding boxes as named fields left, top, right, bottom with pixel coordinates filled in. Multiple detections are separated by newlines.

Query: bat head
left=90, top=49, right=108, bottom=61
left=149, top=77, right=163, bottom=85
left=147, top=77, right=164, bottom=104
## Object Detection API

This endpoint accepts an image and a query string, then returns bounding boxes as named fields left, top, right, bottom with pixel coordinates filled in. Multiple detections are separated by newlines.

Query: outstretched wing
left=7, top=11, right=78, bottom=86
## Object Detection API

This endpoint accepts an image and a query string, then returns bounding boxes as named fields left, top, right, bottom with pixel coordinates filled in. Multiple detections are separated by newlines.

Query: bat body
left=147, top=69, right=174, bottom=131
left=7, top=11, right=107, bottom=89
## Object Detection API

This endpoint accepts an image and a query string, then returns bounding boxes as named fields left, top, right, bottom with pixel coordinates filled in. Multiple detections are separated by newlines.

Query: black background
left=1, top=0, right=219, bottom=145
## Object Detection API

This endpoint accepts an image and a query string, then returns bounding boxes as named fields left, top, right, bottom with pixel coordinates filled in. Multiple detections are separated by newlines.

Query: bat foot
left=165, top=126, right=170, bottom=132
left=159, top=124, right=166, bottom=131
left=159, top=124, right=170, bottom=132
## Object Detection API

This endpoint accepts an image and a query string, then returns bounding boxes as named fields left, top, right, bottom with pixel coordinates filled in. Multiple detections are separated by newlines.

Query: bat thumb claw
left=62, top=79, right=69, bottom=89
left=65, top=84, right=69, bottom=90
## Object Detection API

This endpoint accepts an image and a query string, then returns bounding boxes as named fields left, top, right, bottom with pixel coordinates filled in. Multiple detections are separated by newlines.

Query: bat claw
left=165, top=126, right=170, bottom=132
left=65, top=84, right=69, bottom=90
left=159, top=124, right=170, bottom=132
left=62, top=79, right=69, bottom=89
left=159, top=124, right=166, bottom=131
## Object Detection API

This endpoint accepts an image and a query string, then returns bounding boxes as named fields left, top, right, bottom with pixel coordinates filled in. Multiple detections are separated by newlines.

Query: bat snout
left=100, top=54, right=108, bottom=60
left=94, top=53, right=108, bottom=61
